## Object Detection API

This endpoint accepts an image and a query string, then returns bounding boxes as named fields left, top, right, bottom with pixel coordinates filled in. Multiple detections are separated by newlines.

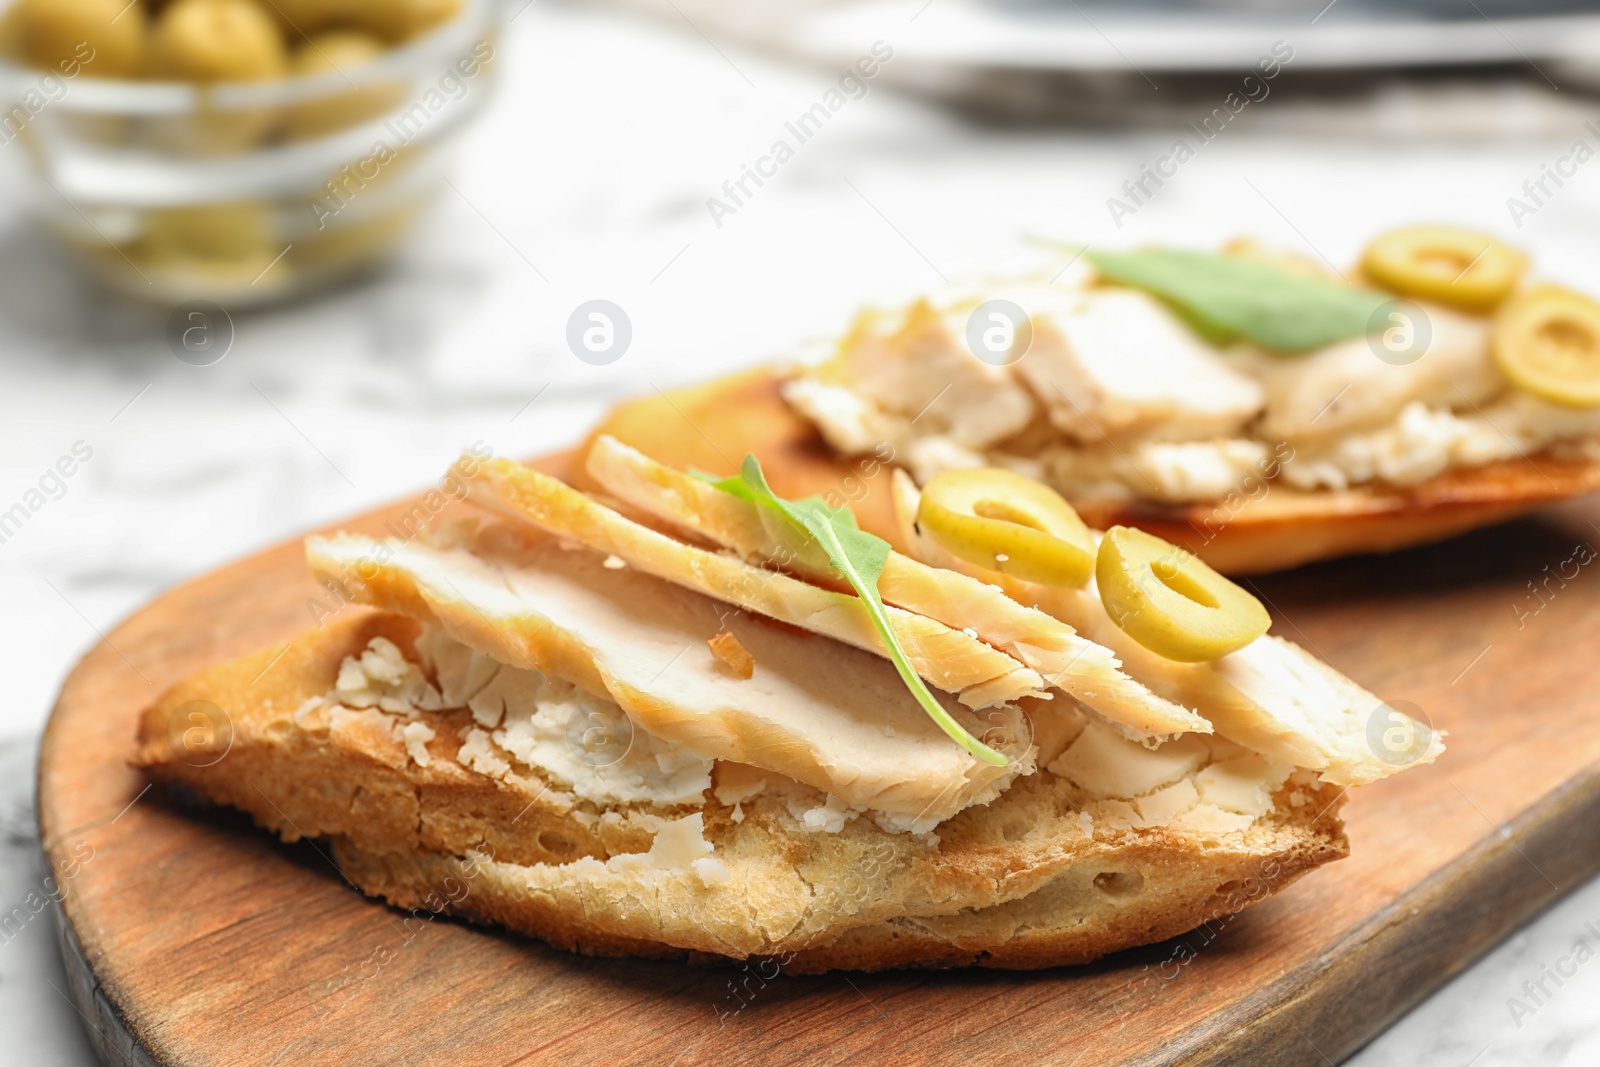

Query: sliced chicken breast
left=1016, top=288, right=1266, bottom=444
left=306, top=523, right=1034, bottom=823
left=825, top=300, right=1037, bottom=450
left=1239, top=303, right=1501, bottom=442
left=582, top=434, right=1209, bottom=739
left=461, top=458, right=1048, bottom=710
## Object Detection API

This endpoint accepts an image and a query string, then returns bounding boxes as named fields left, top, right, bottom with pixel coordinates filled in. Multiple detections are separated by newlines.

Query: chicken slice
left=1016, top=287, right=1265, bottom=444
left=306, top=522, right=1033, bottom=823
left=460, top=458, right=1048, bottom=711
left=581, top=434, right=1208, bottom=739
left=1239, top=302, right=1501, bottom=442
left=889, top=471, right=1442, bottom=786
left=810, top=300, right=1038, bottom=451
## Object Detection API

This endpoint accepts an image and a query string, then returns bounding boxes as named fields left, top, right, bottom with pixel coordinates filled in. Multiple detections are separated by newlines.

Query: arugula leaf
left=702, top=456, right=1010, bottom=767
left=1087, top=248, right=1390, bottom=353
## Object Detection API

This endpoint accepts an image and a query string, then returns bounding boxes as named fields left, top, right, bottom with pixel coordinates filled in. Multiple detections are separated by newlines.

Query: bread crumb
left=402, top=721, right=436, bottom=767
left=602, top=554, right=627, bottom=570
left=708, top=630, right=755, bottom=679
left=693, top=857, right=731, bottom=887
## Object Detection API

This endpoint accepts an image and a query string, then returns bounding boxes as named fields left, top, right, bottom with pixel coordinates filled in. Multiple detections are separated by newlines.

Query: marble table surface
left=4, top=3, right=1600, bottom=1063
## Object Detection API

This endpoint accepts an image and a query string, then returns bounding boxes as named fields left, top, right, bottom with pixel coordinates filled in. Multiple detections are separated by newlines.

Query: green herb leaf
left=701, top=456, right=1010, bottom=767
left=1087, top=248, right=1390, bottom=353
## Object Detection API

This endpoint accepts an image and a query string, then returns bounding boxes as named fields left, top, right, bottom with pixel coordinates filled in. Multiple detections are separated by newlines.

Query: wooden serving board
left=39, top=447, right=1600, bottom=1067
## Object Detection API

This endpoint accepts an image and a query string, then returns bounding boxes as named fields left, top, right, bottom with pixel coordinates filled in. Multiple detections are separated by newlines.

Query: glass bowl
left=0, top=0, right=500, bottom=307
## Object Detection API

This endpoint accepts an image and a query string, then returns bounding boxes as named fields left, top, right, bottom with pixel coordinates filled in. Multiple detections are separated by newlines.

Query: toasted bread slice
left=331, top=807, right=1341, bottom=972
left=132, top=611, right=1348, bottom=971
left=580, top=367, right=1600, bottom=575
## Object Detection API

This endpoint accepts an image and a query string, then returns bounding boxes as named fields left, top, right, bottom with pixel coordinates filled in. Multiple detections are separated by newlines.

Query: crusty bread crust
left=131, top=613, right=653, bottom=871
left=133, top=612, right=1347, bottom=971
left=580, top=367, right=1600, bottom=575
left=332, top=825, right=1338, bottom=973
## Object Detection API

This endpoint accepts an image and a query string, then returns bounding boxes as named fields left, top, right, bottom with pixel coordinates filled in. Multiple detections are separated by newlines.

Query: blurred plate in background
left=604, top=0, right=1600, bottom=130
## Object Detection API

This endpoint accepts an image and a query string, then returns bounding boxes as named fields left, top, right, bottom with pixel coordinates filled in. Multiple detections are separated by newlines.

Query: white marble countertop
left=4, top=3, right=1600, bottom=1064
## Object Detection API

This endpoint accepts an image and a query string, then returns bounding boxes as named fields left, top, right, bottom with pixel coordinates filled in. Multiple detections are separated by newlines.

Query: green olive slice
left=917, top=467, right=1096, bottom=587
left=1096, top=526, right=1270, bottom=662
left=1492, top=285, right=1600, bottom=408
left=1361, top=225, right=1527, bottom=313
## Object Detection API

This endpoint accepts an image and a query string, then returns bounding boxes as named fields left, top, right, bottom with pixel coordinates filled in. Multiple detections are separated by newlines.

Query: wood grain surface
left=38, top=447, right=1600, bottom=1067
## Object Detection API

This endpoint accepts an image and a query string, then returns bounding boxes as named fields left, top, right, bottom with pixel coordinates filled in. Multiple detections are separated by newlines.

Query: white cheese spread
left=328, top=629, right=714, bottom=807
left=1280, top=395, right=1600, bottom=492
